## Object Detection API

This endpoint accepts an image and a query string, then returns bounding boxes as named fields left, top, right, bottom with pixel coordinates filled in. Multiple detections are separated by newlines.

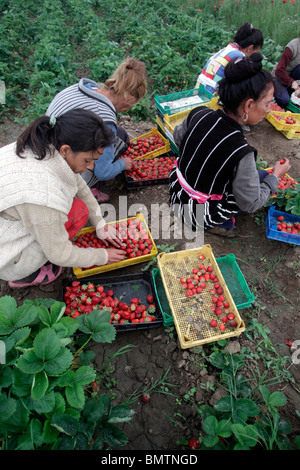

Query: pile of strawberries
left=125, top=155, right=176, bottom=182
left=179, top=254, right=237, bottom=332
left=270, top=102, right=284, bottom=112
left=122, top=133, right=166, bottom=159
left=64, top=281, right=157, bottom=325
left=267, top=168, right=297, bottom=192
left=276, top=215, right=300, bottom=236
left=71, top=218, right=153, bottom=270
left=272, top=113, right=297, bottom=125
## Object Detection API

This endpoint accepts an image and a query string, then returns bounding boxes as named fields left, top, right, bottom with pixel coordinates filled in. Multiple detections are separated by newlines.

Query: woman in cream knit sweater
left=0, top=109, right=126, bottom=288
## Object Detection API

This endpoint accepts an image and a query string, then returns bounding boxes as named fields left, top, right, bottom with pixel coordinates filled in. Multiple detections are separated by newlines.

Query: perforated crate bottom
left=157, top=245, right=245, bottom=348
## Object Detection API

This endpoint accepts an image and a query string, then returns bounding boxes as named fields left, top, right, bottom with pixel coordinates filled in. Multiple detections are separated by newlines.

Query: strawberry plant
left=0, top=296, right=134, bottom=450
left=191, top=349, right=295, bottom=450
left=265, top=183, right=300, bottom=216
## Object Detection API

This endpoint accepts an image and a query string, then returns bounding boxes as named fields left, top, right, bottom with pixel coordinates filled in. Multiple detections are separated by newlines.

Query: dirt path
left=0, top=114, right=299, bottom=450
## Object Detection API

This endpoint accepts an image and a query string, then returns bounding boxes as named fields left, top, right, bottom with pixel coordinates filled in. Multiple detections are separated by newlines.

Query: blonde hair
left=103, top=57, right=147, bottom=101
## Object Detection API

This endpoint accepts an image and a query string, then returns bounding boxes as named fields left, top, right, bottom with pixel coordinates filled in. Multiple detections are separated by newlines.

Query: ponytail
left=16, top=109, right=115, bottom=160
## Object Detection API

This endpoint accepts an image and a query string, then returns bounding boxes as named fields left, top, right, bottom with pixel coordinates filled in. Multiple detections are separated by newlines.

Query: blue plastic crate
left=266, top=205, right=300, bottom=246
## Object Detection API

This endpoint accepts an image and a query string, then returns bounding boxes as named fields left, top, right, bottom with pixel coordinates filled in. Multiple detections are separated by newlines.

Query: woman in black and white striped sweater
left=169, top=53, right=291, bottom=237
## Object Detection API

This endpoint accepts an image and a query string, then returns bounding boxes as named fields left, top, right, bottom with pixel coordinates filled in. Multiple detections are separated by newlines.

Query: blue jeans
left=220, top=169, right=269, bottom=229
left=274, top=64, right=300, bottom=108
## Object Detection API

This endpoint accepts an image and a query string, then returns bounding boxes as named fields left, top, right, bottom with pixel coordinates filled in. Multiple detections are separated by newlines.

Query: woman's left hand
left=96, top=224, right=123, bottom=248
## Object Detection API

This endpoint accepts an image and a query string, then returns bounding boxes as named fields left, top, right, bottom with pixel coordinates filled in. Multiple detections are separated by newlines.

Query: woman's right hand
left=105, top=248, right=126, bottom=264
left=123, top=157, right=134, bottom=171
left=273, top=158, right=291, bottom=178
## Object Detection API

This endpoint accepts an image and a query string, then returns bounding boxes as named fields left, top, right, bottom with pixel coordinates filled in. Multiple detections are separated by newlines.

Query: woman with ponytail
left=0, top=109, right=126, bottom=287
left=46, top=57, right=147, bottom=202
left=195, top=23, right=264, bottom=94
left=170, top=53, right=291, bottom=237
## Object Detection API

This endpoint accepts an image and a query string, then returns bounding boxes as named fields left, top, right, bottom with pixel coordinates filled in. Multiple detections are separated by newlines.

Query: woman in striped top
left=170, top=53, right=291, bottom=237
left=46, top=58, right=147, bottom=202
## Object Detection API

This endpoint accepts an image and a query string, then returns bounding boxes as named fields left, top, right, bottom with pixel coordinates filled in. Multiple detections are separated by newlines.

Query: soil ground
left=0, top=114, right=299, bottom=451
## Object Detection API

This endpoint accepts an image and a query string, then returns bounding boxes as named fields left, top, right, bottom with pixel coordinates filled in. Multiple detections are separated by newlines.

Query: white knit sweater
left=0, top=143, right=108, bottom=281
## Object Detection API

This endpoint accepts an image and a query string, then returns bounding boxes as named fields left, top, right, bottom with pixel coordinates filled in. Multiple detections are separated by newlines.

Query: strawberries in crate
left=123, top=133, right=166, bottom=159
left=125, top=155, right=175, bottom=182
left=71, top=217, right=154, bottom=271
left=179, top=253, right=237, bottom=332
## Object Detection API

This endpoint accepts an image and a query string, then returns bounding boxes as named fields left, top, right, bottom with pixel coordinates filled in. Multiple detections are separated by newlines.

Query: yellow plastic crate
left=72, top=214, right=158, bottom=278
left=281, top=129, right=300, bottom=140
left=265, top=111, right=300, bottom=132
left=164, top=98, right=222, bottom=134
left=157, top=245, right=245, bottom=349
left=164, top=108, right=191, bottom=134
left=128, top=128, right=170, bottom=160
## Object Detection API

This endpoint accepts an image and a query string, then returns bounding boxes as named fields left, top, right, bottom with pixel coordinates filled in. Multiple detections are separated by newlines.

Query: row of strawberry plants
left=0, top=0, right=282, bottom=124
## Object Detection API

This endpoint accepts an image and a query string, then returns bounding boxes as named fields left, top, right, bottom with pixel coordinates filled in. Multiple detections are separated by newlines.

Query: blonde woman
left=46, top=58, right=147, bottom=201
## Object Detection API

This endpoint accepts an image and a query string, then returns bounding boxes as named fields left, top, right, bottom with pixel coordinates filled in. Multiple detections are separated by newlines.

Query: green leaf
left=214, top=396, right=231, bottom=413
left=91, top=323, right=116, bottom=343
left=203, top=415, right=219, bottom=435
left=76, top=310, right=116, bottom=343
left=33, top=328, right=61, bottom=361
left=0, top=365, right=12, bottom=389
left=278, top=418, right=291, bottom=435
left=44, top=347, right=74, bottom=376
left=13, top=304, right=39, bottom=328
left=108, top=404, right=135, bottom=424
left=1, top=399, right=29, bottom=433
left=31, top=370, right=49, bottom=401
left=4, top=327, right=31, bottom=353
left=74, top=366, right=96, bottom=386
left=17, top=418, right=44, bottom=450
left=53, top=316, right=79, bottom=338
left=0, top=394, right=17, bottom=423
left=203, top=434, right=219, bottom=447
left=0, top=314, right=14, bottom=336
left=51, top=413, right=79, bottom=436
left=37, top=305, right=53, bottom=327
left=42, top=418, right=60, bottom=444
left=11, top=368, right=33, bottom=397
left=98, top=422, right=128, bottom=448
left=65, top=382, right=85, bottom=409
left=83, top=395, right=112, bottom=424
left=27, top=390, right=56, bottom=414
left=0, top=296, right=17, bottom=321
left=231, top=423, right=259, bottom=448
left=17, top=349, right=45, bottom=374
left=269, top=391, right=287, bottom=407
left=50, top=301, right=66, bottom=325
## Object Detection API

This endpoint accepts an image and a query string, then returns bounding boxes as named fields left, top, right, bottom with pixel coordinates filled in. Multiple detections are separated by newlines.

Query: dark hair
left=217, top=53, right=273, bottom=115
left=234, top=22, right=264, bottom=49
left=16, top=109, right=115, bottom=160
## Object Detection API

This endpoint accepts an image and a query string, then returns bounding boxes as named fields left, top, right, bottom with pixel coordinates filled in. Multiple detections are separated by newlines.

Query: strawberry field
left=1, top=0, right=300, bottom=454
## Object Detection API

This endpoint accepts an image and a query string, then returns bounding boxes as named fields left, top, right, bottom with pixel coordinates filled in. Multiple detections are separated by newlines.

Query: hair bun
left=224, top=52, right=263, bottom=83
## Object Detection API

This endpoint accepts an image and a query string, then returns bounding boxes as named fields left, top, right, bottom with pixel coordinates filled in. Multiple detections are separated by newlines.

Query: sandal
left=8, top=263, right=63, bottom=288
left=91, top=188, right=110, bottom=202
left=206, top=226, right=239, bottom=238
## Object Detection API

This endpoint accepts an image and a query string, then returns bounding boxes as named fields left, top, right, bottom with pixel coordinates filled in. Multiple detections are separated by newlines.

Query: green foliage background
left=0, top=0, right=292, bottom=124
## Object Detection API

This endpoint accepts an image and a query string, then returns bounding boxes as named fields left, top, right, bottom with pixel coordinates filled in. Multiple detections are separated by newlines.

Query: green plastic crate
left=286, top=99, right=300, bottom=114
left=152, top=268, right=173, bottom=326
left=154, top=86, right=212, bottom=116
left=152, top=254, right=254, bottom=326
left=216, top=254, right=255, bottom=309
